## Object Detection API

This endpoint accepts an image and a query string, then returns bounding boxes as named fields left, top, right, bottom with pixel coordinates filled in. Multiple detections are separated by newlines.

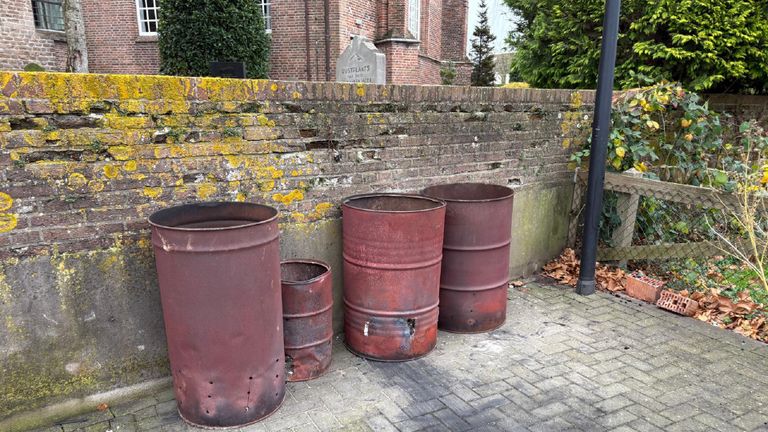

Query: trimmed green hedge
left=158, top=0, right=271, bottom=79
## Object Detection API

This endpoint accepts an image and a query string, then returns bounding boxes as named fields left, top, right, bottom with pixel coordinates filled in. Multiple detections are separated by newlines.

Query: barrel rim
left=342, top=193, right=446, bottom=213
left=280, top=259, right=331, bottom=284
left=422, top=182, right=514, bottom=203
left=148, top=201, right=278, bottom=232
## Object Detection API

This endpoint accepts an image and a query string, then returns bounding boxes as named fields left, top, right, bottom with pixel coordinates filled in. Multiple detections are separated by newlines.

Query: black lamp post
left=576, top=0, right=622, bottom=296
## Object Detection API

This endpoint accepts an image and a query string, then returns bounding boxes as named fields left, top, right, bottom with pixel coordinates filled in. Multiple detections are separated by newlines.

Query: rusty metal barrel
left=422, top=183, right=514, bottom=333
left=281, top=260, right=333, bottom=381
left=342, top=193, right=446, bottom=361
left=149, top=202, right=285, bottom=428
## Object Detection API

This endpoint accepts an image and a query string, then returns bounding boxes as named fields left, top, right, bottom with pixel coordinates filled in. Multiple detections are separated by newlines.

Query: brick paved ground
left=34, top=281, right=768, bottom=432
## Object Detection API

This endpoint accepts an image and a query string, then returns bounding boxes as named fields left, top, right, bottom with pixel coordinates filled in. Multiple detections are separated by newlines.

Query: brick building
left=0, top=0, right=471, bottom=85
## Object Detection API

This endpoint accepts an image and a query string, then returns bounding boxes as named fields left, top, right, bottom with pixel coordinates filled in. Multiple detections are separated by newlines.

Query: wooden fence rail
left=568, top=170, right=755, bottom=262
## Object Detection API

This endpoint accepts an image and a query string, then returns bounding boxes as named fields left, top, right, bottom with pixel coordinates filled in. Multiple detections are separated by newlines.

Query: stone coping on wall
left=0, top=71, right=596, bottom=112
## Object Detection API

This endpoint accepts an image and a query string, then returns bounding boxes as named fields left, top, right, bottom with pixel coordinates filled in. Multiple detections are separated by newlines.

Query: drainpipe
left=576, top=0, right=622, bottom=296
left=323, top=0, right=331, bottom=81
left=304, top=0, right=312, bottom=80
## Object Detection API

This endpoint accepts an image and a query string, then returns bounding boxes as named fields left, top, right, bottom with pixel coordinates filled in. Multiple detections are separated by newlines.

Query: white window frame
left=408, top=0, right=420, bottom=39
left=259, top=0, right=272, bottom=33
left=136, top=0, right=159, bottom=36
left=31, top=0, right=64, bottom=32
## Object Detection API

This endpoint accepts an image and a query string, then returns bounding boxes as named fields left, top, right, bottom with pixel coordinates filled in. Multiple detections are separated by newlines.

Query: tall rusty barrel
left=342, top=193, right=446, bottom=361
left=422, top=183, right=514, bottom=333
left=280, top=260, right=333, bottom=382
left=149, top=202, right=285, bottom=428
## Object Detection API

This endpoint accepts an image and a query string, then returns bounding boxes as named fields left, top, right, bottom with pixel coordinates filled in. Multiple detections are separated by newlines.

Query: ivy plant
left=571, top=82, right=723, bottom=185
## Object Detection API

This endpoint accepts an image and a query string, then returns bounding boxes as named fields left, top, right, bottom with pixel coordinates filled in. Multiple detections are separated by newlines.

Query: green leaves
left=571, top=82, right=725, bottom=184
left=471, top=0, right=497, bottom=86
left=158, top=0, right=271, bottom=79
left=504, top=0, right=768, bottom=94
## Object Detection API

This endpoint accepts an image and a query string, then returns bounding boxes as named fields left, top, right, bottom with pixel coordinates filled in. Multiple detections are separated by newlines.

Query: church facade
left=0, top=0, right=471, bottom=84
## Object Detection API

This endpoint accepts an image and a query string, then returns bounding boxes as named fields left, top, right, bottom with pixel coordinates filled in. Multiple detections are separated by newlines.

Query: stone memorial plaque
left=336, top=36, right=386, bottom=84
left=209, top=61, right=247, bottom=79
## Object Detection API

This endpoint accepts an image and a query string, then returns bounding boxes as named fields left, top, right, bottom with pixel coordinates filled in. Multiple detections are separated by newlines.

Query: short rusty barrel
left=149, top=202, right=285, bottom=428
left=281, top=260, right=333, bottom=382
left=422, top=183, right=514, bottom=333
left=342, top=193, right=446, bottom=361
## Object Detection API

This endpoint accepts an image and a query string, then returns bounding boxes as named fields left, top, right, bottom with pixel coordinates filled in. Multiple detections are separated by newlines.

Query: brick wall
left=0, top=0, right=68, bottom=72
left=417, top=54, right=442, bottom=84
left=1, top=1, right=468, bottom=85
left=706, top=94, right=768, bottom=125
left=81, top=0, right=160, bottom=75
left=421, top=0, right=443, bottom=59
left=441, top=0, right=468, bottom=61
left=378, top=42, right=421, bottom=84
left=0, top=71, right=594, bottom=418
left=0, top=72, right=593, bottom=256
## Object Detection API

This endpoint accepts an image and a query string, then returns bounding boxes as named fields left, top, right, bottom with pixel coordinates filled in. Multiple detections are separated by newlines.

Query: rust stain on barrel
left=422, top=183, right=514, bottom=333
left=342, top=193, right=445, bottom=361
left=281, top=260, right=333, bottom=382
left=149, top=202, right=285, bottom=428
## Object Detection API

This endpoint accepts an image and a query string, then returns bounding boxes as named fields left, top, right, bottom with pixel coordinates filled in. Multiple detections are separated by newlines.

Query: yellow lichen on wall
left=256, top=114, right=276, bottom=128
left=272, top=189, right=304, bottom=205
left=123, top=160, right=138, bottom=172
left=0, top=192, right=13, bottom=211
left=197, top=77, right=255, bottom=102
left=143, top=187, right=163, bottom=199
left=107, top=146, right=136, bottom=161
left=196, top=183, right=218, bottom=200
left=66, top=173, right=88, bottom=190
left=290, top=202, right=334, bottom=223
left=0, top=192, right=18, bottom=233
left=103, top=164, right=120, bottom=179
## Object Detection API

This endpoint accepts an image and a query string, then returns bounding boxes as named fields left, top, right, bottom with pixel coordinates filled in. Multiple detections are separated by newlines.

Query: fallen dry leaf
left=97, top=402, right=109, bottom=412
left=542, top=248, right=626, bottom=292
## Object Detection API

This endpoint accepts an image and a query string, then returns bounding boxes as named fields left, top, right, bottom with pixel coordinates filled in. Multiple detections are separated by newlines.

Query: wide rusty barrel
left=342, top=193, right=446, bottom=361
left=149, top=202, right=285, bottom=428
left=281, top=260, right=333, bottom=382
left=422, top=183, right=514, bottom=333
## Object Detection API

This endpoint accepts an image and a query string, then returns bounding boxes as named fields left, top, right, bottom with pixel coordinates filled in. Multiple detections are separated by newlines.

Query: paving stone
left=597, top=410, right=638, bottom=428
left=304, top=410, right=339, bottom=432
left=528, top=417, right=576, bottom=432
left=82, top=421, right=111, bottom=432
left=153, top=388, right=176, bottom=403
left=400, top=399, right=444, bottom=418
left=394, top=414, right=441, bottom=432
left=110, top=415, right=138, bottom=432
left=364, top=415, right=397, bottom=432
left=732, top=411, right=768, bottom=431
left=626, top=418, right=666, bottom=432
left=463, top=408, right=503, bottom=427
left=155, top=400, right=178, bottom=416
left=60, top=411, right=114, bottom=432
left=595, top=395, right=633, bottom=413
left=239, top=422, right=269, bottom=432
left=657, top=403, right=699, bottom=422
left=468, top=394, right=510, bottom=411
left=39, top=283, right=768, bottom=432
left=594, top=382, right=631, bottom=399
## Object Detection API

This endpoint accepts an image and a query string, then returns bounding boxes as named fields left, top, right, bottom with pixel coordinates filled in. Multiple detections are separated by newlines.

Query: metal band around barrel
left=283, top=303, right=333, bottom=319
left=342, top=253, right=443, bottom=270
left=342, top=298, right=439, bottom=317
